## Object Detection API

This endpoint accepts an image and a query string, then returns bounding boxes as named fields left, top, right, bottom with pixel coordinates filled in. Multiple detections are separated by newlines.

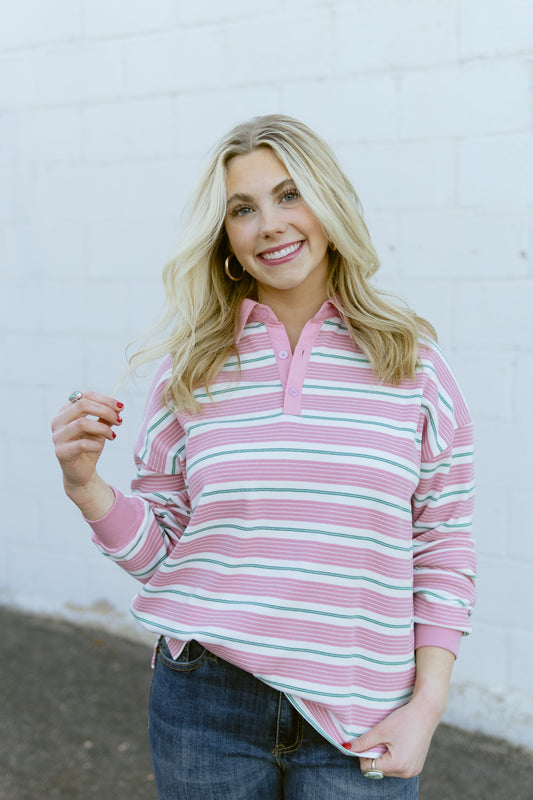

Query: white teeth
left=261, top=242, right=302, bottom=260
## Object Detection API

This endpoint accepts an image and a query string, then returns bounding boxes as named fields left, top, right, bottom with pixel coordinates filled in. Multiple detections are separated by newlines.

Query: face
left=224, top=148, right=330, bottom=309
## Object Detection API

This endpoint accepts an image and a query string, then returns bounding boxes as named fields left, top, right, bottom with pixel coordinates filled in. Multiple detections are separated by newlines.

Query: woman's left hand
left=346, top=644, right=455, bottom=778
left=346, top=694, right=442, bottom=779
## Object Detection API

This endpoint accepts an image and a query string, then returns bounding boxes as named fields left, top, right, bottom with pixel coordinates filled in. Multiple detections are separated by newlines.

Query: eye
left=230, top=205, right=254, bottom=217
left=281, top=188, right=300, bottom=203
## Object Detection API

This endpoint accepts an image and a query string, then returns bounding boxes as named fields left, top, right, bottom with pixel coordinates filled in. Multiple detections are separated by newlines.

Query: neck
left=257, top=287, right=329, bottom=352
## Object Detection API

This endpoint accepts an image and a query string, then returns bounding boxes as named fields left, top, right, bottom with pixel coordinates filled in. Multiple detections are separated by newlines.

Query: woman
left=52, top=115, right=476, bottom=799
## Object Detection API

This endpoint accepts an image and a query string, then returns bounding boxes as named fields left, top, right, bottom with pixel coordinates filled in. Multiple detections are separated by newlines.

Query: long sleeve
left=89, top=358, right=191, bottom=584
left=411, top=345, right=476, bottom=645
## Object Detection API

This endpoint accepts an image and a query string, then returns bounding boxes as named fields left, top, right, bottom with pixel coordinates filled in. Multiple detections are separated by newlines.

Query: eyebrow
left=226, top=178, right=296, bottom=207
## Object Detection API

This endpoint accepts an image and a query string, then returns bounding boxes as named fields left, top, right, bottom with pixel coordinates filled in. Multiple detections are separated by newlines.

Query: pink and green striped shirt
left=89, top=298, right=476, bottom=752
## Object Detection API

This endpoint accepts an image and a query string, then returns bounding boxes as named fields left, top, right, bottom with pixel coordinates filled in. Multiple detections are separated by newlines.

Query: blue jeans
left=149, top=638, right=419, bottom=800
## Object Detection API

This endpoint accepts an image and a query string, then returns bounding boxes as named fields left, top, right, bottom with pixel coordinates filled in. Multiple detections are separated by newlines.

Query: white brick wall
left=1, top=0, right=532, bottom=748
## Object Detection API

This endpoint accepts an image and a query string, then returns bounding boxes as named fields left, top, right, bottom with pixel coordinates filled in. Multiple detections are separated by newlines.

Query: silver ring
left=363, top=758, right=385, bottom=780
left=68, top=390, right=84, bottom=403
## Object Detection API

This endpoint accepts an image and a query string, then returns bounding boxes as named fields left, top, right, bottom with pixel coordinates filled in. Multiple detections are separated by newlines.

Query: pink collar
left=236, top=297, right=343, bottom=342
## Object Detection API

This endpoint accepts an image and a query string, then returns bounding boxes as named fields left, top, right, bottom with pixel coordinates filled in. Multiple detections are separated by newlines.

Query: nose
left=259, top=204, right=287, bottom=238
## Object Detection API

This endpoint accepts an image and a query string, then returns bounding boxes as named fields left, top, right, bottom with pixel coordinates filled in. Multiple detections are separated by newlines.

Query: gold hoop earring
left=224, top=254, right=245, bottom=282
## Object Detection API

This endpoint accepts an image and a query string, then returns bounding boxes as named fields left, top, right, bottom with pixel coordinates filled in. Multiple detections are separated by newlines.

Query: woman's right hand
left=51, top=391, right=123, bottom=518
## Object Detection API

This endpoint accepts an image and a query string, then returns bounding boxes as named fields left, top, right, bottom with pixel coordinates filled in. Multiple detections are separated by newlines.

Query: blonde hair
left=129, top=114, right=436, bottom=411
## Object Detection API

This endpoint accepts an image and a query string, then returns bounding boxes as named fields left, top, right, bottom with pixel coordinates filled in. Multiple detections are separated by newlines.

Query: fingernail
left=342, top=742, right=352, bottom=750
left=116, top=416, right=123, bottom=424
left=112, top=431, right=117, bottom=440
left=116, top=401, right=124, bottom=410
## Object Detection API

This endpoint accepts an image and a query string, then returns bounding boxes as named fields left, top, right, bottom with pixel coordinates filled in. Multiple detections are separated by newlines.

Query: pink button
left=279, top=350, right=288, bottom=359
left=259, top=308, right=269, bottom=320
left=289, top=387, right=299, bottom=397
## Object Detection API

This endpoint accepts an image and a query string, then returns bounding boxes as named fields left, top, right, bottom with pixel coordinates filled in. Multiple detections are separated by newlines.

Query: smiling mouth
left=259, top=241, right=303, bottom=261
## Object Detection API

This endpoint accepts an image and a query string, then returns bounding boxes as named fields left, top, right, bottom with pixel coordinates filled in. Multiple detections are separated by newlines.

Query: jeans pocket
left=157, top=637, right=211, bottom=672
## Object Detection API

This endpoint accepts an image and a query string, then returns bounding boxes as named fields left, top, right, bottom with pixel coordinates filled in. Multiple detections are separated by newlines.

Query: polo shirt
left=89, top=298, right=476, bottom=752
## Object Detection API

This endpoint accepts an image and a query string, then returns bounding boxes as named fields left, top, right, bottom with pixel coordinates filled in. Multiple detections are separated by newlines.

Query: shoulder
left=416, top=338, right=472, bottom=452
left=134, top=356, right=185, bottom=468
left=138, top=356, right=177, bottom=437
left=143, top=355, right=174, bottom=411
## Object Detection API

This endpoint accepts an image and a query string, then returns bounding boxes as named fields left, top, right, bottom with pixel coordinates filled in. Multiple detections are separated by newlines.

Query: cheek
left=224, top=218, right=237, bottom=240
left=223, top=220, right=232, bottom=243
left=304, top=213, right=327, bottom=243
left=225, top=223, right=251, bottom=259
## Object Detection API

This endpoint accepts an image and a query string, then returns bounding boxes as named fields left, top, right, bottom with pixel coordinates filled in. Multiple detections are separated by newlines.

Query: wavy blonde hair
left=129, top=114, right=436, bottom=411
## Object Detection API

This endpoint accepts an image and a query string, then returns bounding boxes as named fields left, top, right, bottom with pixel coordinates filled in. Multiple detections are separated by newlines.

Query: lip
left=257, top=240, right=304, bottom=265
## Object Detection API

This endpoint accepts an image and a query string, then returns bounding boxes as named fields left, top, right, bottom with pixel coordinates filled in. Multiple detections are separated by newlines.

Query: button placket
left=282, top=320, right=324, bottom=415
left=254, top=305, right=331, bottom=416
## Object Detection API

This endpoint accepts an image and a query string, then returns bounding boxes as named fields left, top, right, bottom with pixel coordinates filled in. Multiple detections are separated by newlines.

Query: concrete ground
left=1, top=605, right=532, bottom=800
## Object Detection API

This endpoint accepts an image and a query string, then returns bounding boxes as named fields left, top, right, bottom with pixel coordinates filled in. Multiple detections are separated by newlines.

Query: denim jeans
left=149, top=638, right=419, bottom=800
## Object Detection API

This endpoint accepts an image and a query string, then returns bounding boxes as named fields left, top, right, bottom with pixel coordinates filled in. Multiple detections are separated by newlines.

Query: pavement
left=1, top=605, right=532, bottom=800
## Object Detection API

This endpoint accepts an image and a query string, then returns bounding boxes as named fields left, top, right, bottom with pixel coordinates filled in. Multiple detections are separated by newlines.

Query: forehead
left=225, top=148, right=291, bottom=196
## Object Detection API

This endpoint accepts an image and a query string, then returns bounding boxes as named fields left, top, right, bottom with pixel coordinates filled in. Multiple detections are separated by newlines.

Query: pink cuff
left=414, top=624, right=463, bottom=658
left=87, top=488, right=145, bottom=552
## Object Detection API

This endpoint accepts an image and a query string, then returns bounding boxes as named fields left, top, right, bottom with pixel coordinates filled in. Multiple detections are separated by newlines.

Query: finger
left=359, top=754, right=386, bottom=772
left=56, top=396, right=124, bottom=429
left=77, top=389, right=124, bottom=409
left=345, top=728, right=386, bottom=757
left=71, top=416, right=119, bottom=441
left=54, top=417, right=117, bottom=446
left=55, top=390, right=123, bottom=418
left=70, top=391, right=124, bottom=419
left=58, top=437, right=108, bottom=459
left=360, top=752, right=406, bottom=781
left=361, top=750, right=419, bottom=780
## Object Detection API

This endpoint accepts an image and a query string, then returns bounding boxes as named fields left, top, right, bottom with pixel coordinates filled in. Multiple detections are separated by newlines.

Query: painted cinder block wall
left=1, top=0, right=532, bottom=748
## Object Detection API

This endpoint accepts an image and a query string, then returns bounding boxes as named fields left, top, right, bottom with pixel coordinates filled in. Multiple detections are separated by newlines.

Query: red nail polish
left=116, top=401, right=124, bottom=410
left=112, top=431, right=116, bottom=440
left=116, top=416, right=122, bottom=424
left=342, top=742, right=352, bottom=750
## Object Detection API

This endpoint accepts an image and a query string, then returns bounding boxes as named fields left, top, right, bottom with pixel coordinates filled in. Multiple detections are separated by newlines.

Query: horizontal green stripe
left=312, top=350, right=369, bottom=365
left=223, top=353, right=275, bottom=368
left=412, top=487, right=473, bottom=503
left=188, top=411, right=282, bottom=434
left=268, top=680, right=414, bottom=702
left=201, top=486, right=410, bottom=514
left=194, top=383, right=276, bottom=400
left=183, top=522, right=412, bottom=553
left=305, top=383, right=422, bottom=401
left=188, top=446, right=419, bottom=479
left=414, top=589, right=468, bottom=607
left=164, top=556, right=412, bottom=591
left=452, top=450, right=474, bottom=459
left=420, top=461, right=451, bottom=474
left=412, top=520, right=472, bottom=532
left=302, top=412, right=417, bottom=435
left=142, top=585, right=412, bottom=629
left=132, top=615, right=414, bottom=673
left=322, top=320, right=347, bottom=331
